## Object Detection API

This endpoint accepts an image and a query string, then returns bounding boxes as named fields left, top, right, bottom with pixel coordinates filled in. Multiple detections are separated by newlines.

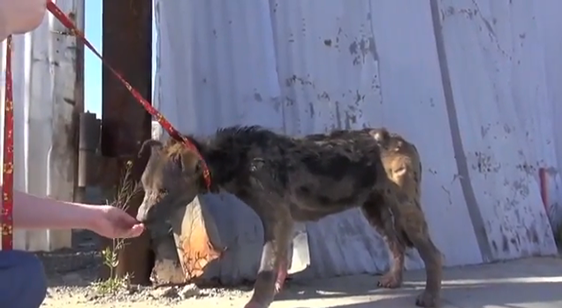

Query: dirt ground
left=38, top=230, right=562, bottom=308
left=37, top=229, right=254, bottom=308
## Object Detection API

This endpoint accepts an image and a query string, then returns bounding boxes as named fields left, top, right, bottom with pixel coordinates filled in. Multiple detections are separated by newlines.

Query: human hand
left=88, top=205, right=145, bottom=239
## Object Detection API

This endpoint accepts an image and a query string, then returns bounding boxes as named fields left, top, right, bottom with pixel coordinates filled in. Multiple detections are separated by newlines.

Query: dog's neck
left=181, top=126, right=280, bottom=194
left=183, top=134, right=246, bottom=193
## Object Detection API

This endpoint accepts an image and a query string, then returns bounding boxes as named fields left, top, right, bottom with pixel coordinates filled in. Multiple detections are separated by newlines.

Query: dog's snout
left=136, top=204, right=149, bottom=223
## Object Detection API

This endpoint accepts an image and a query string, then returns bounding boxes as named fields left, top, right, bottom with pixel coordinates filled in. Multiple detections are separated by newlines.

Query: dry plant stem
left=95, top=161, right=142, bottom=294
left=111, top=161, right=142, bottom=251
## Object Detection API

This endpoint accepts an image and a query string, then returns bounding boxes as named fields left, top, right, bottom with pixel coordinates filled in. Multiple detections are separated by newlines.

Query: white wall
left=437, top=0, right=559, bottom=260
left=0, top=0, right=84, bottom=251
left=154, top=0, right=559, bottom=282
left=536, top=0, right=562, bottom=237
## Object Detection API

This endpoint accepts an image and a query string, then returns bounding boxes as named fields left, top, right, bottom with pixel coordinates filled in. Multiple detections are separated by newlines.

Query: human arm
left=11, top=187, right=144, bottom=239
left=0, top=0, right=47, bottom=41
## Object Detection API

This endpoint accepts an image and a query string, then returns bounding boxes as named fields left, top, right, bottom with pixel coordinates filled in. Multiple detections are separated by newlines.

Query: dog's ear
left=178, top=148, right=202, bottom=177
left=370, top=128, right=390, bottom=144
left=139, top=139, right=164, bottom=157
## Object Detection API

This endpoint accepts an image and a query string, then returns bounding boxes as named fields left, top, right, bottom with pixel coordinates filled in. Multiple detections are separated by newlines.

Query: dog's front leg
left=244, top=206, right=293, bottom=308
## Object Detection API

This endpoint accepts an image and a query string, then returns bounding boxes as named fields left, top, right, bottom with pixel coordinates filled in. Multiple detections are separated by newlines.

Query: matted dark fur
left=136, top=126, right=442, bottom=308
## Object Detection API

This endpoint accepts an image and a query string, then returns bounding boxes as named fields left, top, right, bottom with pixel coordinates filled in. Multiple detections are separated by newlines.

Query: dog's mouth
left=135, top=206, right=152, bottom=225
left=136, top=214, right=161, bottom=232
left=135, top=202, right=173, bottom=228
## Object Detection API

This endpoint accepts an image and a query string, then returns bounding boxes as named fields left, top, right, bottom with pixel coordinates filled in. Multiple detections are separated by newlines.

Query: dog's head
left=135, top=139, right=207, bottom=226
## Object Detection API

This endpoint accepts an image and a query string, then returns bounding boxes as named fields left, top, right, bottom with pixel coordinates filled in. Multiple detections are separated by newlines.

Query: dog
left=136, top=126, right=442, bottom=308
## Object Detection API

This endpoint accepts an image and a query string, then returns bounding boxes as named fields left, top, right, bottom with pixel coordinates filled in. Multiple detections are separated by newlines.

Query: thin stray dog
left=135, top=126, right=443, bottom=308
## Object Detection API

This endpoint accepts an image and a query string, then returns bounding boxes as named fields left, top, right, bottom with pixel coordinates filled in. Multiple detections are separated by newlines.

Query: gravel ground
left=37, top=229, right=254, bottom=308
left=32, top=188, right=256, bottom=308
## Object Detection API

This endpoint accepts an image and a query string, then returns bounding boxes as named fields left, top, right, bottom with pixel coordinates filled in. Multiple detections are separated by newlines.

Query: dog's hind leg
left=398, top=201, right=442, bottom=307
left=377, top=186, right=442, bottom=308
left=361, top=194, right=406, bottom=289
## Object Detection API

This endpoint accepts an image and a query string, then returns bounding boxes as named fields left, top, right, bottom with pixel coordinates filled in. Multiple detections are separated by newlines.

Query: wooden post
left=101, top=0, right=153, bottom=284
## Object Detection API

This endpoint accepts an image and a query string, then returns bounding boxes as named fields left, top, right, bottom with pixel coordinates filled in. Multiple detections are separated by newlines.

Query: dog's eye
left=159, top=189, right=168, bottom=195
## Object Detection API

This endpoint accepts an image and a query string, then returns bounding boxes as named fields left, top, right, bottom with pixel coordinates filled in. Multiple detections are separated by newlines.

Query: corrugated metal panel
left=154, top=0, right=285, bottom=285
left=536, top=0, right=562, bottom=236
left=437, top=0, right=557, bottom=259
left=154, top=0, right=558, bottom=282
left=0, top=0, right=83, bottom=251
left=271, top=0, right=482, bottom=277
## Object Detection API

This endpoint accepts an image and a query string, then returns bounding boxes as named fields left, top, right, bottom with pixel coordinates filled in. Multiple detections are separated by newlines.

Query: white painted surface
left=0, top=0, right=83, bottom=251
left=536, top=0, right=562, bottom=235
left=437, top=0, right=557, bottom=260
left=154, top=0, right=559, bottom=281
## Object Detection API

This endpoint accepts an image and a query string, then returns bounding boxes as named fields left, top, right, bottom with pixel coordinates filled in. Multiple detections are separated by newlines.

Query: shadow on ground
left=273, top=257, right=562, bottom=308
left=37, top=229, right=103, bottom=287
left=39, top=238, right=562, bottom=308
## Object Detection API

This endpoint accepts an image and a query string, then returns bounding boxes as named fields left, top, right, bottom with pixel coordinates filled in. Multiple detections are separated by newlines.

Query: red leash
left=1, top=2, right=213, bottom=250
left=1, top=36, right=14, bottom=250
left=45, top=1, right=211, bottom=188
